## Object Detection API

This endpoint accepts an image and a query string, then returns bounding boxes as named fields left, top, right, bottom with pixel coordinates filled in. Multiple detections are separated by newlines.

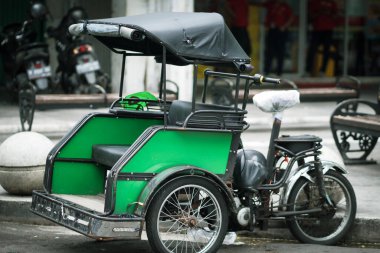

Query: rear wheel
left=287, top=170, right=356, bottom=245
left=146, top=176, right=228, bottom=253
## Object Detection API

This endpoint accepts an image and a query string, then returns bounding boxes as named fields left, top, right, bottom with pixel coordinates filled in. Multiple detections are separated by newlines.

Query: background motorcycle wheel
left=96, top=71, right=111, bottom=92
left=146, top=176, right=228, bottom=253
left=18, top=85, right=36, bottom=131
left=209, top=78, right=234, bottom=106
left=286, top=170, right=356, bottom=245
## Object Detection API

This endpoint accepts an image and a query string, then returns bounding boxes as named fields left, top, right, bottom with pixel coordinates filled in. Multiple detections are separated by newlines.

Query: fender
left=280, top=160, right=347, bottom=206
left=134, top=165, right=236, bottom=217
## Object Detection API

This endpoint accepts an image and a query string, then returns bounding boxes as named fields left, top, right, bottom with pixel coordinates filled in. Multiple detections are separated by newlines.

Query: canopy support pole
left=119, top=52, right=127, bottom=98
left=162, top=46, right=168, bottom=127
left=192, top=64, right=198, bottom=112
left=234, top=72, right=241, bottom=111
left=159, top=64, right=164, bottom=99
left=201, top=71, right=209, bottom=103
left=242, top=78, right=250, bottom=110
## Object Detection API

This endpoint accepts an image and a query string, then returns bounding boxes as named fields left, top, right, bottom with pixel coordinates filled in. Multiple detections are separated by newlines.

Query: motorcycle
left=47, top=6, right=110, bottom=94
left=30, top=12, right=356, bottom=253
left=0, top=2, right=51, bottom=131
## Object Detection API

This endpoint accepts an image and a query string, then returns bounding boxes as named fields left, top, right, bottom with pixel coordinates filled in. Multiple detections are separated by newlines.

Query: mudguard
left=134, top=166, right=236, bottom=217
left=280, top=160, right=347, bottom=206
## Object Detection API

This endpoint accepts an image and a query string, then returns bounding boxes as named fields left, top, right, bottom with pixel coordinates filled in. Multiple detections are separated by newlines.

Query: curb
left=1, top=194, right=379, bottom=243
left=237, top=219, right=380, bottom=244
left=0, top=116, right=331, bottom=136
left=0, top=195, right=53, bottom=226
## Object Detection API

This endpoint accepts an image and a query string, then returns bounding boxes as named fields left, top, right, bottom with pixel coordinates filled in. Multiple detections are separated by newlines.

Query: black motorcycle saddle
left=275, top=135, right=322, bottom=154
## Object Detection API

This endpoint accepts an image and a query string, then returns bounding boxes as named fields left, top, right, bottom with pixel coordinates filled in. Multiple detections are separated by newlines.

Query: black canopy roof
left=69, top=12, right=252, bottom=69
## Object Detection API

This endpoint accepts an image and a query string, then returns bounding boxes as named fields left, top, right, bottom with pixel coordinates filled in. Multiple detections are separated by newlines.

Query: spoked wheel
left=96, top=71, right=111, bottom=92
left=287, top=170, right=356, bottom=245
left=146, top=176, right=228, bottom=253
left=18, top=87, right=36, bottom=131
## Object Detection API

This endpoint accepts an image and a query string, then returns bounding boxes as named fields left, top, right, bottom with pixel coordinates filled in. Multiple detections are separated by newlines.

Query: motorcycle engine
left=234, top=197, right=254, bottom=227
left=236, top=207, right=251, bottom=227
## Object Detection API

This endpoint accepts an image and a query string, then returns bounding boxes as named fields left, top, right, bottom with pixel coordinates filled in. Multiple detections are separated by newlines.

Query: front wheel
left=146, top=176, right=228, bottom=253
left=286, top=170, right=356, bottom=245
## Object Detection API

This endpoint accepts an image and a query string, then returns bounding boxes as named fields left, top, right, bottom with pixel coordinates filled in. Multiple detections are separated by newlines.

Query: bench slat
left=236, top=87, right=357, bottom=101
left=332, top=115, right=380, bottom=134
left=35, top=93, right=177, bottom=107
left=36, top=94, right=106, bottom=105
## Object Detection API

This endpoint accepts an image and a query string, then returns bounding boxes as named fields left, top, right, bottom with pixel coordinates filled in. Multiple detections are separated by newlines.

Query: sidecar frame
left=31, top=12, right=255, bottom=240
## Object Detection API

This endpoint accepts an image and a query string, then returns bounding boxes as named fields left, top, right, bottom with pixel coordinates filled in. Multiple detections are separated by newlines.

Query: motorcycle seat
left=16, top=42, right=48, bottom=52
left=275, top=135, right=322, bottom=154
left=22, top=51, right=49, bottom=62
left=92, top=145, right=130, bottom=168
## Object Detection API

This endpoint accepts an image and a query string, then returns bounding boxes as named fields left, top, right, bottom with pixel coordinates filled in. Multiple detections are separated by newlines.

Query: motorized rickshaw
left=31, top=12, right=356, bottom=253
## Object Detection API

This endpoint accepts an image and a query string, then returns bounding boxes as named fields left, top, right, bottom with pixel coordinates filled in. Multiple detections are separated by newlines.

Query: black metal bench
left=330, top=98, right=380, bottom=164
left=35, top=80, right=179, bottom=110
left=209, top=76, right=360, bottom=106
left=35, top=92, right=178, bottom=110
left=35, top=93, right=109, bottom=109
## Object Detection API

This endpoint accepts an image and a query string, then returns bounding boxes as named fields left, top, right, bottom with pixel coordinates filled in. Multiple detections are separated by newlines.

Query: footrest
left=31, top=190, right=143, bottom=239
left=92, top=145, right=130, bottom=167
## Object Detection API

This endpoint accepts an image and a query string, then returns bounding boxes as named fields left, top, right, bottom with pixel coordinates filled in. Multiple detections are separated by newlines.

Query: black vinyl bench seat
left=92, top=145, right=130, bottom=167
left=92, top=127, right=161, bottom=168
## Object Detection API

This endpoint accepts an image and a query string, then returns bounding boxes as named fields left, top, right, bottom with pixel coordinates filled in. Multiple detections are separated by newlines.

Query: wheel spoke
left=198, top=208, right=217, bottom=221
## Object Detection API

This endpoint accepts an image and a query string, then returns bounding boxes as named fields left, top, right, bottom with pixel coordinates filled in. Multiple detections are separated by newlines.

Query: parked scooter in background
left=0, top=1, right=52, bottom=131
left=48, top=6, right=110, bottom=94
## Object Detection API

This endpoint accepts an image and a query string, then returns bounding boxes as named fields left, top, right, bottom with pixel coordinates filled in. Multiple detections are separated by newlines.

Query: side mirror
left=30, top=2, right=48, bottom=20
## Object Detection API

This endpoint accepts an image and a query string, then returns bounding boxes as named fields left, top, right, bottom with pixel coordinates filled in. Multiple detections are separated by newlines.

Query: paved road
left=0, top=222, right=379, bottom=253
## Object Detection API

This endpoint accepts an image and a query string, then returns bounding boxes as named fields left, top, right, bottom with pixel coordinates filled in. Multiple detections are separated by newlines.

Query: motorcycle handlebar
left=15, top=20, right=32, bottom=43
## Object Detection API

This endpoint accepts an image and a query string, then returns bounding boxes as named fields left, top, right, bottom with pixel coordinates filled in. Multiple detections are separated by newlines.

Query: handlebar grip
left=252, top=74, right=281, bottom=85
left=262, top=76, right=281, bottom=84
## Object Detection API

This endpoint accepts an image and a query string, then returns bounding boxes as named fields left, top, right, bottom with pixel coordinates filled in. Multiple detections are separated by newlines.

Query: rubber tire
left=287, top=170, right=356, bottom=245
left=145, top=176, right=229, bottom=253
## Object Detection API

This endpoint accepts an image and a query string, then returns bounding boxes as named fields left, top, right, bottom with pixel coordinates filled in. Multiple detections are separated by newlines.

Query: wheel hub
left=179, top=216, right=198, bottom=228
left=188, top=217, right=198, bottom=227
left=321, top=204, right=337, bottom=219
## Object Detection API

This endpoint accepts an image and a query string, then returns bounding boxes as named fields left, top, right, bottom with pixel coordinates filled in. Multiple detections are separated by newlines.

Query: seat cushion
left=92, top=145, right=130, bottom=167
left=275, top=135, right=322, bottom=154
